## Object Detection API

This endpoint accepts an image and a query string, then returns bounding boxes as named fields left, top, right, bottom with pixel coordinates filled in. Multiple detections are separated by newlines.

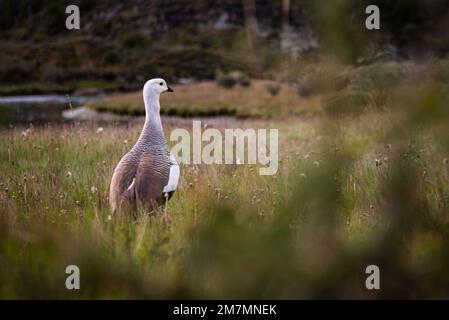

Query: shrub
left=239, top=75, right=252, bottom=87
left=297, top=71, right=337, bottom=97
left=340, top=62, right=413, bottom=92
left=434, top=59, right=449, bottom=83
left=216, top=73, right=237, bottom=88
left=103, top=50, right=120, bottom=65
left=323, top=92, right=368, bottom=116
left=216, top=71, right=252, bottom=88
left=119, top=32, right=146, bottom=49
left=266, top=83, right=281, bottom=96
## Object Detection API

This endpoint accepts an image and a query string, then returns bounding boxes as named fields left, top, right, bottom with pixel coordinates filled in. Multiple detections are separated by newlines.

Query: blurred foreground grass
left=1, top=74, right=449, bottom=298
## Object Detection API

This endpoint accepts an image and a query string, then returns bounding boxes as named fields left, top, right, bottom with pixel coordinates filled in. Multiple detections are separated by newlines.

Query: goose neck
left=139, top=93, right=165, bottom=145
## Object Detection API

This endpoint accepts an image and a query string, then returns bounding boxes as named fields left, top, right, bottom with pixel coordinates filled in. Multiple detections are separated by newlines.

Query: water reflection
left=0, top=95, right=93, bottom=125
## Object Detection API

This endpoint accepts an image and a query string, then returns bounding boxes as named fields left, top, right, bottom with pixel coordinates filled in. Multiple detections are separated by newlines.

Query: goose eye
left=159, top=82, right=163, bottom=86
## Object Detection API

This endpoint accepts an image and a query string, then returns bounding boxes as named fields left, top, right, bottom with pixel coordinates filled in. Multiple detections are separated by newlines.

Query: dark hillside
left=0, top=0, right=447, bottom=94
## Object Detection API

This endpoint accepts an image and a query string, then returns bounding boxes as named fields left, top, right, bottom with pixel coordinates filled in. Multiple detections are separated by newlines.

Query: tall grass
left=1, top=83, right=449, bottom=298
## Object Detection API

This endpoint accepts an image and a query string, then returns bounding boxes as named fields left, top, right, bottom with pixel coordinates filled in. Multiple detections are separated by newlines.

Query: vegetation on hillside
left=0, top=0, right=447, bottom=95
left=87, top=59, right=449, bottom=118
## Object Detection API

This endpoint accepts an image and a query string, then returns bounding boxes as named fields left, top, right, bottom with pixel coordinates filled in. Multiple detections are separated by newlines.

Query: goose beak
left=166, top=86, right=174, bottom=93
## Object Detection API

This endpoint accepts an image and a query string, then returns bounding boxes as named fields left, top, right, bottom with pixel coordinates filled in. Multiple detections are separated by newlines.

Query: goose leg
left=163, top=192, right=170, bottom=224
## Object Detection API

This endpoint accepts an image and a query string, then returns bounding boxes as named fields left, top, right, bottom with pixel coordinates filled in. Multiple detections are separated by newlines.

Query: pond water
left=0, top=95, right=95, bottom=125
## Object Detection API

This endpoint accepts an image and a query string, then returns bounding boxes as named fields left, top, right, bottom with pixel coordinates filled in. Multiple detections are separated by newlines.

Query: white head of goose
left=109, top=78, right=179, bottom=219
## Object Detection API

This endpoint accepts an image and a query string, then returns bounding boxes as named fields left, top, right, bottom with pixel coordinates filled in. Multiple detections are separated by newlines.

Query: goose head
left=143, top=78, right=174, bottom=115
left=143, top=78, right=174, bottom=98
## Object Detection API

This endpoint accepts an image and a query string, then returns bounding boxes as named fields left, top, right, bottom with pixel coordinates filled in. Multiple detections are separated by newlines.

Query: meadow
left=86, top=80, right=323, bottom=118
left=1, top=59, right=449, bottom=298
left=1, top=0, right=449, bottom=300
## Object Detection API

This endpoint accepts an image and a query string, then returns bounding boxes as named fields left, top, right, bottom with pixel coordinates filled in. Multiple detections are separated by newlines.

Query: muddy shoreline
left=62, top=106, right=247, bottom=128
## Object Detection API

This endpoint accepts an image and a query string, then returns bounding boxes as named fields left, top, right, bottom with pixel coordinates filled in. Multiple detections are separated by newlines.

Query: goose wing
left=109, top=153, right=138, bottom=212
left=134, top=150, right=170, bottom=209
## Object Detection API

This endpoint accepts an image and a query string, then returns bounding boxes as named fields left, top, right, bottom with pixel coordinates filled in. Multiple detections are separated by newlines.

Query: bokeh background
left=1, top=0, right=449, bottom=299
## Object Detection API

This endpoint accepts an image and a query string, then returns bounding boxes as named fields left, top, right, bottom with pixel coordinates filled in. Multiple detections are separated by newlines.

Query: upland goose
left=109, top=78, right=179, bottom=219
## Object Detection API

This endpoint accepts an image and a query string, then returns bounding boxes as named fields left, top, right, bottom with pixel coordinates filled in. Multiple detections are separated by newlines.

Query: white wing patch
left=127, top=177, right=136, bottom=191
left=163, top=153, right=180, bottom=193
